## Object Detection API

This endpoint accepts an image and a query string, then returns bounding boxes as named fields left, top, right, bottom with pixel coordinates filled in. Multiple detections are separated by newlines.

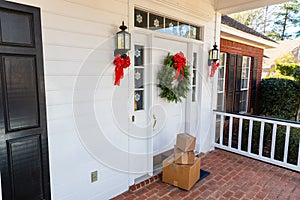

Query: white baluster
left=283, top=126, right=291, bottom=164
left=248, top=120, right=253, bottom=153
left=259, top=122, right=265, bottom=157
left=270, top=123, right=277, bottom=160
left=229, top=116, right=233, bottom=148
left=220, top=115, right=224, bottom=146
left=238, top=118, right=243, bottom=151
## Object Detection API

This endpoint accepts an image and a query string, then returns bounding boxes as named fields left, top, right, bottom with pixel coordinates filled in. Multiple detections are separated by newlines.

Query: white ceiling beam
left=215, top=0, right=291, bottom=14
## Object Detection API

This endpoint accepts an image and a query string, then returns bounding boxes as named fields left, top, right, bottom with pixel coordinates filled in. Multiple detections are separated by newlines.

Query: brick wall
left=220, top=38, right=264, bottom=113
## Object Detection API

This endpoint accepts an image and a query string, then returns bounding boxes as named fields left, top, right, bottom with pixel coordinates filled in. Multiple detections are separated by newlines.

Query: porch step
left=129, top=153, right=206, bottom=192
left=129, top=174, right=162, bottom=192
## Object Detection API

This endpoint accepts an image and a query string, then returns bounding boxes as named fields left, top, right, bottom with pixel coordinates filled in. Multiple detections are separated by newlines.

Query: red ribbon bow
left=173, top=52, right=186, bottom=81
left=209, top=61, right=220, bottom=78
left=113, top=54, right=131, bottom=86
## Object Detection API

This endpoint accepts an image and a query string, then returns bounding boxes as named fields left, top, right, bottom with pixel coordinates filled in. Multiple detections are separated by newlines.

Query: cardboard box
left=176, top=133, right=196, bottom=152
left=174, top=145, right=195, bottom=165
left=162, top=155, right=201, bottom=190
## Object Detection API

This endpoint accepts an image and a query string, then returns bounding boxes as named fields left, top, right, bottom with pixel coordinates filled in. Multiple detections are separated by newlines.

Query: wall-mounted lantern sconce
left=209, top=42, right=220, bottom=78
left=209, top=42, right=219, bottom=62
left=114, top=21, right=131, bottom=56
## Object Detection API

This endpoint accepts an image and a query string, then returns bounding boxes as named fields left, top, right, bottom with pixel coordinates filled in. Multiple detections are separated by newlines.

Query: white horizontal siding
left=41, top=3, right=130, bottom=192
left=42, top=12, right=115, bottom=38
left=43, top=29, right=105, bottom=49
left=44, top=60, right=115, bottom=77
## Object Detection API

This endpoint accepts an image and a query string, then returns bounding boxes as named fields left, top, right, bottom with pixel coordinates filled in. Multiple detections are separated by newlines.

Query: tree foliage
left=269, top=0, right=300, bottom=40
left=229, top=0, right=300, bottom=40
left=229, top=9, right=265, bottom=31
left=274, top=52, right=298, bottom=64
left=276, top=63, right=300, bottom=76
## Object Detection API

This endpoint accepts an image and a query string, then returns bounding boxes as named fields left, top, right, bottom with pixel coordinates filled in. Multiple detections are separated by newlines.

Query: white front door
left=151, top=36, right=188, bottom=154
left=128, top=32, right=203, bottom=182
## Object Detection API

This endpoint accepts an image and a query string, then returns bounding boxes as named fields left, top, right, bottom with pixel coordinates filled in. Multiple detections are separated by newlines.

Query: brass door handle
left=153, top=114, right=157, bottom=128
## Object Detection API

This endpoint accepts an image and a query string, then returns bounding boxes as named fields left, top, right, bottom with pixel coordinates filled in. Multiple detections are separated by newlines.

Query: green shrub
left=264, top=74, right=294, bottom=80
left=293, top=68, right=300, bottom=82
left=273, top=125, right=299, bottom=164
left=276, top=63, right=300, bottom=76
left=259, top=78, right=300, bottom=120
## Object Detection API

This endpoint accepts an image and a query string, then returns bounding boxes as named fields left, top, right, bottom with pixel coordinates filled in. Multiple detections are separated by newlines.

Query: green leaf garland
left=157, top=53, right=190, bottom=103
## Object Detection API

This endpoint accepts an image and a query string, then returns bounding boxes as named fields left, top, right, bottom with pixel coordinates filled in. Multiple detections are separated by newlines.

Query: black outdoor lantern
left=114, top=21, right=131, bottom=56
left=209, top=42, right=219, bottom=62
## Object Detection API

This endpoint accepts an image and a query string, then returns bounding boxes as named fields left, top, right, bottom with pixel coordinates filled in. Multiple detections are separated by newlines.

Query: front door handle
left=153, top=114, right=157, bottom=128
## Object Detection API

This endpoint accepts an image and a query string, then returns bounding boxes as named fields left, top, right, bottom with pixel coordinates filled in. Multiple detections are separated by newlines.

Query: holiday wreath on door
left=157, top=52, right=190, bottom=103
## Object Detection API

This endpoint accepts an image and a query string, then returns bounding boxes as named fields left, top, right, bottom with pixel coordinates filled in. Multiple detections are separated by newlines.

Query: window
left=134, top=8, right=203, bottom=41
left=217, top=52, right=226, bottom=111
left=191, top=53, right=198, bottom=102
left=225, top=54, right=255, bottom=113
left=134, top=45, right=145, bottom=111
left=240, top=56, right=251, bottom=112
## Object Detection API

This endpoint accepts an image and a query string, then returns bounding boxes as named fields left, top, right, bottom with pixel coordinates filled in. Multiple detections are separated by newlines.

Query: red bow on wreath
left=173, top=52, right=186, bottom=81
left=209, top=61, right=220, bottom=78
left=113, top=54, right=131, bottom=86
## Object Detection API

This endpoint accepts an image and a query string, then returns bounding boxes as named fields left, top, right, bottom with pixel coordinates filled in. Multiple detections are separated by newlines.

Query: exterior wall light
left=114, top=21, right=131, bottom=56
left=209, top=42, right=220, bottom=78
left=209, top=42, right=219, bottom=62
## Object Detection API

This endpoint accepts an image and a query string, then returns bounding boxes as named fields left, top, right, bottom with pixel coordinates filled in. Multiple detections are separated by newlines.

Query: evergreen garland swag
left=157, top=52, right=190, bottom=103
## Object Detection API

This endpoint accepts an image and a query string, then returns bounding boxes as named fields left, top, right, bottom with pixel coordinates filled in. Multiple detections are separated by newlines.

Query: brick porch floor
left=112, top=149, right=300, bottom=200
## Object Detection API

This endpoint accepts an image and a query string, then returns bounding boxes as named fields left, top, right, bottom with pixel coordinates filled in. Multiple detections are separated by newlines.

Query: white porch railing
left=214, top=111, right=300, bottom=172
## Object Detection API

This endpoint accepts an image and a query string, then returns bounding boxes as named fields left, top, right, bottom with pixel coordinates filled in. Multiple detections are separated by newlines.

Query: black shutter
left=234, top=55, right=243, bottom=112
left=250, top=57, right=258, bottom=110
left=226, top=54, right=236, bottom=112
left=0, top=2, right=51, bottom=199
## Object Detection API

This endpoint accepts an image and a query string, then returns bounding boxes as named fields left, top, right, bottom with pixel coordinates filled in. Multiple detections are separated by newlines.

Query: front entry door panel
left=0, top=1, right=51, bottom=200
left=152, top=36, right=188, bottom=153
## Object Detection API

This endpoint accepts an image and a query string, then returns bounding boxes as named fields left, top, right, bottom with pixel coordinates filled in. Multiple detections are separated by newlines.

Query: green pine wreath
left=157, top=53, right=190, bottom=103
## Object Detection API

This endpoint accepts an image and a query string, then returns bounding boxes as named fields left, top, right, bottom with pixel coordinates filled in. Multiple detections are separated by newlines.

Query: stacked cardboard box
left=174, top=133, right=196, bottom=164
left=162, top=133, right=201, bottom=190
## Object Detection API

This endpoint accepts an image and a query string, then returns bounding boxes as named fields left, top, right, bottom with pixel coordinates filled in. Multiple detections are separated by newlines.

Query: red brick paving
left=112, top=149, right=300, bottom=200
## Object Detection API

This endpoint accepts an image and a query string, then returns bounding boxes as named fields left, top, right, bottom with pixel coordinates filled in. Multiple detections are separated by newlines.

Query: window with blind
left=225, top=54, right=257, bottom=113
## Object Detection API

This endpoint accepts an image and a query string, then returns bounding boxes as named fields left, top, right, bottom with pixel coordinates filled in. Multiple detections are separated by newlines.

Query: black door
left=0, top=1, right=51, bottom=200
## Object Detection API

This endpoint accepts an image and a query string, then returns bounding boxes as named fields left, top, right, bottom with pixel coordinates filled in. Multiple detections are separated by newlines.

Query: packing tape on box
left=173, top=181, right=178, bottom=187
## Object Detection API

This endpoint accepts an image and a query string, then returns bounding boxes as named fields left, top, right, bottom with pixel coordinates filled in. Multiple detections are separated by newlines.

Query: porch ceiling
left=215, top=0, right=291, bottom=14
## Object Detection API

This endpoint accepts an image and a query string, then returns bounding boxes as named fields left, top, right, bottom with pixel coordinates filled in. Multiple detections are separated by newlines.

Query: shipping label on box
left=174, top=145, right=195, bottom=165
left=176, top=133, right=196, bottom=152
